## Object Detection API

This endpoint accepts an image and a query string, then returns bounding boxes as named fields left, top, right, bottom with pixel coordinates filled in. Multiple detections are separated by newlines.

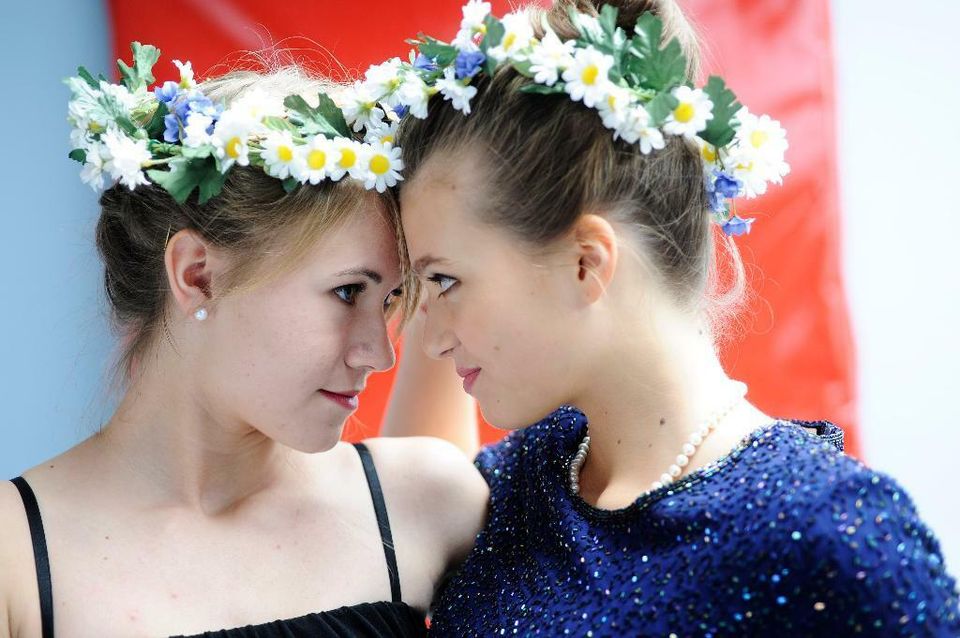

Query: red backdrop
left=108, top=0, right=859, bottom=455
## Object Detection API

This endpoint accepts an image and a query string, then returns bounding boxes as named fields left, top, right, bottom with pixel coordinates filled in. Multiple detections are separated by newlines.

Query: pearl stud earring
left=194, top=307, right=208, bottom=321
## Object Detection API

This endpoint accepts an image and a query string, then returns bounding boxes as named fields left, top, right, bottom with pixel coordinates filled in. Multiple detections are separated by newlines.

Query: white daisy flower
left=341, top=81, right=387, bottom=133
left=397, top=74, right=432, bottom=119
left=261, top=130, right=302, bottom=179
left=182, top=112, right=214, bottom=148
left=726, top=108, right=789, bottom=198
left=729, top=157, right=771, bottom=198
left=597, top=84, right=633, bottom=132
left=328, top=138, right=364, bottom=181
left=452, top=0, right=491, bottom=51
left=173, top=59, right=196, bottom=89
left=359, top=142, right=404, bottom=193
left=101, top=128, right=151, bottom=190
left=98, top=81, right=140, bottom=116
left=436, top=67, right=478, bottom=115
left=636, top=125, right=667, bottom=155
left=364, top=119, right=399, bottom=146
left=66, top=78, right=104, bottom=130
left=79, top=141, right=107, bottom=191
left=734, top=108, right=789, bottom=169
left=364, top=58, right=404, bottom=106
left=662, top=86, right=714, bottom=139
left=488, top=11, right=535, bottom=62
left=211, top=109, right=255, bottom=172
left=614, top=105, right=665, bottom=154
left=528, top=29, right=575, bottom=86
left=562, top=47, right=614, bottom=108
left=695, top=137, right=723, bottom=169
left=292, top=135, right=336, bottom=185
left=230, top=88, right=286, bottom=128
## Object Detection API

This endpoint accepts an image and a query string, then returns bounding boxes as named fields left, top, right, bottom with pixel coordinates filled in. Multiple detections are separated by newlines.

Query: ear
left=164, top=229, right=224, bottom=319
left=572, top=213, right=618, bottom=304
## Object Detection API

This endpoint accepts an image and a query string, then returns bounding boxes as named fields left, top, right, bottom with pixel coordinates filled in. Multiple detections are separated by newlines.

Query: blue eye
left=427, top=274, right=457, bottom=296
left=334, top=283, right=365, bottom=305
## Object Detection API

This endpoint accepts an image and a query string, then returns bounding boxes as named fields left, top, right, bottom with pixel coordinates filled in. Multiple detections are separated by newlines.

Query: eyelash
left=334, top=283, right=365, bottom=305
left=426, top=274, right=458, bottom=296
left=334, top=284, right=404, bottom=310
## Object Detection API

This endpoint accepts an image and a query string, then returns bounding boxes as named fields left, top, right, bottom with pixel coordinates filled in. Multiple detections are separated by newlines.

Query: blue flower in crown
left=454, top=50, right=486, bottom=80
left=707, top=170, right=743, bottom=213
left=721, top=215, right=755, bottom=236
left=163, top=89, right=222, bottom=143
left=154, top=80, right=180, bottom=105
left=413, top=54, right=439, bottom=72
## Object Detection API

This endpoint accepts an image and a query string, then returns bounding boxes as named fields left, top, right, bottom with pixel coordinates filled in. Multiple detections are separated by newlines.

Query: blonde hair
left=96, top=67, right=415, bottom=384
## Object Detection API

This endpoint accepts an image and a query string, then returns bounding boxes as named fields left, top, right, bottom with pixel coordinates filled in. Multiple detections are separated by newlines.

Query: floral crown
left=351, top=1, right=789, bottom=236
left=66, top=43, right=404, bottom=204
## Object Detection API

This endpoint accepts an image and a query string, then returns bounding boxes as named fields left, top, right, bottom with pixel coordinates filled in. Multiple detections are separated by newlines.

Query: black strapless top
left=11, top=442, right=427, bottom=637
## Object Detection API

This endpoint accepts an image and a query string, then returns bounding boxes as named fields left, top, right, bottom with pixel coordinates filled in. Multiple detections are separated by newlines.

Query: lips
left=318, top=388, right=361, bottom=411
left=456, top=366, right=481, bottom=394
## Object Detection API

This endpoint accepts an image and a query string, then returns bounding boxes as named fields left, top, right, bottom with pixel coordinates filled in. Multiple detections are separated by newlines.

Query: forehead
left=300, top=198, right=401, bottom=276
left=399, top=152, right=492, bottom=262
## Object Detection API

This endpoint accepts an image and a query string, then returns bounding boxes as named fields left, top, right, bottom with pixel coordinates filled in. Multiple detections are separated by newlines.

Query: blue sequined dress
left=429, top=407, right=960, bottom=637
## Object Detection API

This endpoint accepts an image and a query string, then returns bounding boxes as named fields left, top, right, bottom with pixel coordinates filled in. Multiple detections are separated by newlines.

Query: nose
left=420, top=296, right=459, bottom=360
left=345, top=312, right=397, bottom=373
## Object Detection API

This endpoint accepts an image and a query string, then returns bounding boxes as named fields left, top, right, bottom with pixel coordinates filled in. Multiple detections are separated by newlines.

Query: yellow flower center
left=307, top=149, right=327, bottom=170
left=388, top=77, right=401, bottom=92
left=607, top=94, right=618, bottom=109
left=277, top=145, right=293, bottom=162
left=674, top=103, right=695, bottom=123
left=381, top=134, right=394, bottom=144
left=581, top=65, right=599, bottom=86
left=339, top=147, right=357, bottom=168
left=503, top=33, right=517, bottom=50
left=750, top=130, right=769, bottom=149
left=701, top=144, right=717, bottom=163
left=477, top=24, right=487, bottom=35
left=369, top=154, right=390, bottom=175
left=226, top=136, right=242, bottom=159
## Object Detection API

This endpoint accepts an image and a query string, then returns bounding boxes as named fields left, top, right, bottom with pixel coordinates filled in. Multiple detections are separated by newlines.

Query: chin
left=278, top=421, right=346, bottom=454
left=478, top=399, right=555, bottom=432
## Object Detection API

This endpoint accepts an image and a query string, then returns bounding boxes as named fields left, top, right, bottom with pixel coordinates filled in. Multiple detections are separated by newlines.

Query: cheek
left=458, top=277, right=564, bottom=368
left=207, top=291, right=347, bottom=402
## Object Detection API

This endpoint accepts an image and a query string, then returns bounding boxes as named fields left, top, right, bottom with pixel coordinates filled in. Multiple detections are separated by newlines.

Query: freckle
left=647, top=443, right=652, bottom=448
left=617, top=439, right=621, bottom=445
left=102, top=556, right=108, bottom=561
left=170, top=593, right=179, bottom=599
left=105, top=536, right=110, bottom=540
left=659, top=418, right=666, bottom=426
left=275, top=544, right=282, bottom=550
left=494, top=345, right=500, bottom=351
left=49, top=464, right=55, bottom=469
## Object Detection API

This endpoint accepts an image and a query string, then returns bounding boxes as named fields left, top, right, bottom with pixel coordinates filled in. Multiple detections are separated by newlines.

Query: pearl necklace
left=568, top=381, right=749, bottom=495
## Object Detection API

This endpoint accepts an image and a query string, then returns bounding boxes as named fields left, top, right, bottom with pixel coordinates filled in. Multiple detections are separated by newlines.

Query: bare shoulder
left=360, top=436, right=487, bottom=502
left=359, top=437, right=488, bottom=560
left=0, top=479, right=41, bottom=638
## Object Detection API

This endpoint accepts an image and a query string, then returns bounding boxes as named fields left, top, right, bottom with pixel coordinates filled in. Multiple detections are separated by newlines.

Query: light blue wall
left=0, top=2, right=114, bottom=478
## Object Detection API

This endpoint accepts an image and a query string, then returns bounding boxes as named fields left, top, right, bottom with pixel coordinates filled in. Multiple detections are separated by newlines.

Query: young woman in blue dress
left=0, top=52, right=487, bottom=637
left=380, top=0, right=960, bottom=634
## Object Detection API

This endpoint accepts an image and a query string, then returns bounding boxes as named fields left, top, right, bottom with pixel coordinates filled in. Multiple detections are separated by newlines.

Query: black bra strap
left=352, top=443, right=402, bottom=603
left=10, top=477, right=54, bottom=638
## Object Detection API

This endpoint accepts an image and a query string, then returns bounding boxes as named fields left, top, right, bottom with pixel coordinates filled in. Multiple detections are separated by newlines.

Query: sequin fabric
left=430, top=406, right=960, bottom=637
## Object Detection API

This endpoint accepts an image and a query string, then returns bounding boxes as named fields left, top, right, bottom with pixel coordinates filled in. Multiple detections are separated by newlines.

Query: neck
left=95, top=350, right=294, bottom=516
left=569, top=309, right=761, bottom=507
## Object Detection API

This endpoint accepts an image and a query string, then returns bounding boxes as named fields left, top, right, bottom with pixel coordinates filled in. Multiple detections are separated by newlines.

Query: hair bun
left=539, top=0, right=702, bottom=80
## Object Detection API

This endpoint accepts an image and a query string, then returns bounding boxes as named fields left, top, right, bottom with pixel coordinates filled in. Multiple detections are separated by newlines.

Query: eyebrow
left=334, top=268, right=383, bottom=284
left=412, top=255, right=451, bottom=274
